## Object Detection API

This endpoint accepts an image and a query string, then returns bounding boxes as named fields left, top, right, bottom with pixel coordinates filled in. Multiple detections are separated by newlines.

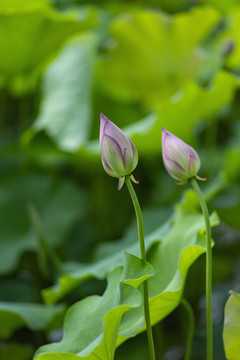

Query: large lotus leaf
left=128, top=71, right=238, bottom=152
left=0, top=174, right=85, bottom=275
left=85, top=70, right=238, bottom=157
left=0, top=0, right=49, bottom=11
left=98, top=7, right=220, bottom=104
left=42, top=212, right=170, bottom=305
left=0, top=5, right=96, bottom=79
left=28, top=67, right=237, bottom=157
left=223, top=291, right=240, bottom=360
left=34, top=255, right=153, bottom=360
left=35, top=207, right=218, bottom=359
left=0, top=301, right=65, bottom=339
left=203, top=0, right=240, bottom=13
left=29, top=34, right=96, bottom=152
left=117, top=209, right=218, bottom=340
left=42, top=197, right=219, bottom=305
left=220, top=9, right=240, bottom=68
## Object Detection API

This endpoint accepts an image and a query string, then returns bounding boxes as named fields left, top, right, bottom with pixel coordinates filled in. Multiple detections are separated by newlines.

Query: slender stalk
left=190, top=177, right=212, bottom=360
left=125, top=176, right=156, bottom=360
left=181, top=298, right=195, bottom=360
left=153, top=321, right=164, bottom=359
left=28, top=202, right=62, bottom=276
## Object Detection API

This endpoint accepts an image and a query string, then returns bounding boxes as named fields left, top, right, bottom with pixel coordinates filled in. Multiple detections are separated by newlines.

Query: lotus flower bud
left=162, top=127, right=203, bottom=184
left=100, top=113, right=138, bottom=189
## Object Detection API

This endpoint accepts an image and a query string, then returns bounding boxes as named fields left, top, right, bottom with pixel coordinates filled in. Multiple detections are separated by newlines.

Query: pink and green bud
left=100, top=113, right=138, bottom=189
left=162, top=127, right=203, bottom=184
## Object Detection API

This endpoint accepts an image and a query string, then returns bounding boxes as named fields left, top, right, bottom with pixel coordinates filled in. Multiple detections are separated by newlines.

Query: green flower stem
left=190, top=177, right=212, bottom=360
left=125, top=176, right=156, bottom=360
left=153, top=321, right=164, bottom=359
left=181, top=298, right=195, bottom=360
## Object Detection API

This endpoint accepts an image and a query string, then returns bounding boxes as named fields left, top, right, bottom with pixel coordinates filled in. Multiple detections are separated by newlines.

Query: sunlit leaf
left=42, top=201, right=219, bottom=307
left=117, top=209, right=219, bottom=341
left=34, top=265, right=144, bottom=360
left=0, top=0, right=49, bottom=11
left=35, top=204, right=218, bottom=358
left=223, top=291, right=240, bottom=360
left=76, top=70, right=235, bottom=159
left=81, top=70, right=238, bottom=158
left=99, top=7, right=220, bottom=104
left=128, top=71, right=238, bottom=152
left=42, top=219, right=165, bottom=305
left=0, top=5, right=96, bottom=93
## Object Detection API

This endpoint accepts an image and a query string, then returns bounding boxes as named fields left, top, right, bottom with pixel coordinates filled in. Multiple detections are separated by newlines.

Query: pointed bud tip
left=161, top=127, right=172, bottom=139
left=100, top=112, right=109, bottom=122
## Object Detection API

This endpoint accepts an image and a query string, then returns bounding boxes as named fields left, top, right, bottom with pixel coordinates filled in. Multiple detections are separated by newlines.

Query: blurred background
left=0, top=0, right=240, bottom=359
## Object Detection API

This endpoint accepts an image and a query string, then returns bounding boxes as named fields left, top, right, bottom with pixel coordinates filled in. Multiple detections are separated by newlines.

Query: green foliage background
left=0, top=0, right=240, bottom=359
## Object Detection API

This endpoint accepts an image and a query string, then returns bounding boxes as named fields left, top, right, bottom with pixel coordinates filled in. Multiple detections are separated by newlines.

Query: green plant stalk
left=190, top=177, right=212, bottom=360
left=181, top=298, right=195, bottom=360
left=125, top=176, right=156, bottom=360
left=28, top=202, right=62, bottom=275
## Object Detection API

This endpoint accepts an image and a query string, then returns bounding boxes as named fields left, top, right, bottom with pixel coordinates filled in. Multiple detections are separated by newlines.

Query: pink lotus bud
left=162, top=128, right=202, bottom=184
left=100, top=113, right=138, bottom=189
